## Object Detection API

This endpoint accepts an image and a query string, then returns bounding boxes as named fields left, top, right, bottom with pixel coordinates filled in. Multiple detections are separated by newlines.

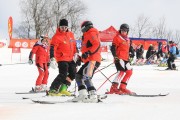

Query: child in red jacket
left=28, top=35, right=50, bottom=92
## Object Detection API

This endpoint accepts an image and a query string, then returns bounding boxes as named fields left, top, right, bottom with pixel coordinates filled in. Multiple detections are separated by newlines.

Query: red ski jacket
left=81, top=27, right=101, bottom=63
left=30, top=41, right=50, bottom=64
left=112, top=33, right=130, bottom=61
left=51, top=29, right=77, bottom=62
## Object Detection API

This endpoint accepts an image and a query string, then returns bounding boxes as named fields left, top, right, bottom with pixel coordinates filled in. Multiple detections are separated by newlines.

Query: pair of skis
left=16, top=90, right=169, bottom=104
left=22, top=94, right=107, bottom=104
left=29, top=93, right=169, bottom=104
left=16, top=89, right=169, bottom=97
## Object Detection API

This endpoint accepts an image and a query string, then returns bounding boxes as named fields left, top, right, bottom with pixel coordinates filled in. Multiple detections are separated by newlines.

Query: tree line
left=130, top=14, right=180, bottom=46
left=13, top=0, right=180, bottom=47
left=14, top=0, right=87, bottom=39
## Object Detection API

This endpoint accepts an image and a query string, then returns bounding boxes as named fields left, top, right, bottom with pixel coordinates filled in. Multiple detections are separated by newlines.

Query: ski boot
left=71, top=89, right=89, bottom=102
left=47, top=89, right=63, bottom=96
left=34, top=85, right=43, bottom=92
left=41, top=84, right=49, bottom=91
left=119, top=83, right=136, bottom=95
left=106, top=82, right=119, bottom=94
left=86, top=90, right=98, bottom=103
left=58, top=84, right=71, bottom=96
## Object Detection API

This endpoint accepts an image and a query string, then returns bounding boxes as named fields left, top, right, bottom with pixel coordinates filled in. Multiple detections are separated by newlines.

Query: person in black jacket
left=135, top=44, right=144, bottom=65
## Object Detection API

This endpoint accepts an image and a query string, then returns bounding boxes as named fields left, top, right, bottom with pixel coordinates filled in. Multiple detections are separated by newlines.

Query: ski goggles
left=60, top=26, right=68, bottom=29
left=120, top=29, right=128, bottom=32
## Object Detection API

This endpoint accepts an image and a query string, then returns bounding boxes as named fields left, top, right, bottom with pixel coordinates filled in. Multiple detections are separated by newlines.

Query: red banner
left=8, top=16, right=13, bottom=39
left=8, top=39, right=51, bottom=48
left=8, top=39, right=38, bottom=48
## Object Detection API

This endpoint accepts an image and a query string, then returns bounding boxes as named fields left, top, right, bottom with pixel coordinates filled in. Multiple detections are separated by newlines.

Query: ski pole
left=94, top=62, right=114, bottom=74
left=91, top=62, right=113, bottom=84
left=70, top=62, right=114, bottom=92
left=96, top=72, right=117, bottom=91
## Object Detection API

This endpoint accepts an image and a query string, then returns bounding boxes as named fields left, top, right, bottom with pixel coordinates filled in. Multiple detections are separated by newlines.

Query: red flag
left=8, top=16, right=13, bottom=39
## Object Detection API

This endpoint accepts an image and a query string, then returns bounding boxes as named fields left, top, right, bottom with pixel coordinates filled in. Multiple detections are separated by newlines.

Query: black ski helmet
left=120, top=23, right=129, bottom=32
left=81, top=21, right=93, bottom=33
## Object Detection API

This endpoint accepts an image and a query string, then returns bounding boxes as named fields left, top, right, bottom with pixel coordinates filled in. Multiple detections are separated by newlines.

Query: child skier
left=28, top=35, right=50, bottom=92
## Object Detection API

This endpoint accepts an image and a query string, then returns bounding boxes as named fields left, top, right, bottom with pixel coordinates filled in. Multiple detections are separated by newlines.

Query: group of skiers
left=28, top=18, right=178, bottom=103
left=145, top=40, right=178, bottom=69
left=128, top=39, right=179, bottom=69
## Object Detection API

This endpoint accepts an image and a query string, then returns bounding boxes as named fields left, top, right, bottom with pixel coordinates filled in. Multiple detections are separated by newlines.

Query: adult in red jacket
left=107, top=23, right=135, bottom=95
left=28, top=35, right=50, bottom=92
left=48, top=19, right=78, bottom=96
left=72, top=21, right=101, bottom=103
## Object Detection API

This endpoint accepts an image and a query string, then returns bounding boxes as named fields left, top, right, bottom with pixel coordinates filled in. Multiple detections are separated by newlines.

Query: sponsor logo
left=15, top=41, right=21, bottom=47
left=22, top=42, right=28, bottom=48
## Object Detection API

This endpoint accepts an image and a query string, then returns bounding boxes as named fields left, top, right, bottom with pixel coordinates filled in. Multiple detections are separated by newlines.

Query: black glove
left=114, top=57, right=119, bottom=63
left=82, top=51, right=91, bottom=59
left=28, top=59, right=33, bottom=65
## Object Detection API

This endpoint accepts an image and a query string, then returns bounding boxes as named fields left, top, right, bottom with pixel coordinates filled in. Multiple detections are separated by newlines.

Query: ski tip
left=159, top=93, right=169, bottom=96
left=22, top=97, right=29, bottom=99
left=31, top=100, right=56, bottom=104
left=129, top=93, right=169, bottom=97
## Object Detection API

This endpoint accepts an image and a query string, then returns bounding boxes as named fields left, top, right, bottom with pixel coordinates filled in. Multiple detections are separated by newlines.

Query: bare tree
left=48, top=0, right=87, bottom=38
left=129, top=26, right=136, bottom=38
left=166, top=29, right=173, bottom=42
left=132, top=14, right=152, bottom=38
left=13, top=21, right=33, bottom=39
left=19, top=0, right=51, bottom=38
left=174, top=30, right=180, bottom=48
left=68, top=0, right=87, bottom=37
left=151, top=17, right=167, bottom=39
left=15, top=0, right=87, bottom=39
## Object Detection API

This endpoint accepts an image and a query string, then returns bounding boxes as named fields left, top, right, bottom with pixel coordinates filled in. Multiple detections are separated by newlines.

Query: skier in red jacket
left=72, top=21, right=101, bottom=103
left=48, top=19, right=79, bottom=96
left=28, top=35, right=50, bottom=92
left=107, top=23, right=135, bottom=95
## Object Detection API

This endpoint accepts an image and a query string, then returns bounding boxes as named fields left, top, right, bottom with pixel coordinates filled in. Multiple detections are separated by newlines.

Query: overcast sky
left=0, top=0, right=180, bottom=39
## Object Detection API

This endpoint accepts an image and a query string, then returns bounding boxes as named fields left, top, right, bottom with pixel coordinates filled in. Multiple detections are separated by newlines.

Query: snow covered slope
left=0, top=48, right=180, bottom=120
